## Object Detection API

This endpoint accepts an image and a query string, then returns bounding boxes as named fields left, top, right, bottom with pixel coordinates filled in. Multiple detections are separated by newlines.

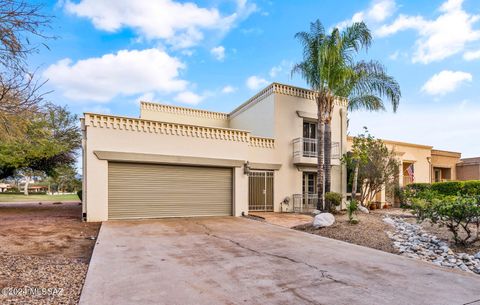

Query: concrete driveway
left=80, top=217, right=480, bottom=305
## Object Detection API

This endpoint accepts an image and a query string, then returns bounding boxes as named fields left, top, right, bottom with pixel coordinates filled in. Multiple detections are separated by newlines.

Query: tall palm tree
left=292, top=20, right=401, bottom=210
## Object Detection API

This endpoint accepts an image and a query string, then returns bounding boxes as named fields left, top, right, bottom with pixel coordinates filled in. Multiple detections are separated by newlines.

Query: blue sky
left=30, top=0, right=479, bottom=157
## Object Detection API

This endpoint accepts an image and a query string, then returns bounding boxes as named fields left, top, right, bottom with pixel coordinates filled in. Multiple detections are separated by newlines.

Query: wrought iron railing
left=292, top=193, right=320, bottom=212
left=293, top=138, right=340, bottom=159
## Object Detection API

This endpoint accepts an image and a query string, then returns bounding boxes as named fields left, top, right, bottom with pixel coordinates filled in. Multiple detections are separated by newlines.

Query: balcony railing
left=293, top=138, right=340, bottom=159
left=292, top=193, right=321, bottom=212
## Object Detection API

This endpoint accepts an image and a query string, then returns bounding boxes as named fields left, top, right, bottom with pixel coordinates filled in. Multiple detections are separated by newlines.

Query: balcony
left=293, top=137, right=340, bottom=166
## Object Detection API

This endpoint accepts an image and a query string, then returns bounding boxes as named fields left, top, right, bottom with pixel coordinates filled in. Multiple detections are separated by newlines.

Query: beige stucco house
left=457, top=157, right=480, bottom=180
left=82, top=83, right=348, bottom=221
left=346, top=137, right=462, bottom=206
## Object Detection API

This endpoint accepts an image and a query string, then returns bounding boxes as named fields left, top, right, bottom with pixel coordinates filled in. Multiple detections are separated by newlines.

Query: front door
left=248, top=171, right=274, bottom=211
left=302, top=172, right=317, bottom=210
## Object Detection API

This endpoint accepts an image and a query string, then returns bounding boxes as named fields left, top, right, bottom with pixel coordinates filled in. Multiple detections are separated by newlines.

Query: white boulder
left=358, top=205, right=369, bottom=214
left=313, top=213, right=335, bottom=228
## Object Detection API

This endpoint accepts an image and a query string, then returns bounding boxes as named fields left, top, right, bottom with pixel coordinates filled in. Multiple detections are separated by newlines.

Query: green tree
left=0, top=104, right=81, bottom=194
left=292, top=20, right=401, bottom=210
left=343, top=128, right=400, bottom=207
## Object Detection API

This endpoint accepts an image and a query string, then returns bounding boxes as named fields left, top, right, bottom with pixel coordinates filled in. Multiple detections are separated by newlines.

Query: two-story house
left=82, top=83, right=348, bottom=221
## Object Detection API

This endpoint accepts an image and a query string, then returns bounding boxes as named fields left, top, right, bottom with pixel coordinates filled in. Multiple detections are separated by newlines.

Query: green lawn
left=0, top=193, right=80, bottom=202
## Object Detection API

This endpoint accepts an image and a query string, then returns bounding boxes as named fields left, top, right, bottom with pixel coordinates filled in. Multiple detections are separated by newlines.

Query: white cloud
left=174, top=91, right=205, bottom=105
left=336, top=0, right=396, bottom=29
left=64, top=0, right=256, bottom=49
left=269, top=60, right=293, bottom=78
left=377, top=0, right=480, bottom=64
left=348, top=101, right=480, bottom=158
left=221, top=85, right=236, bottom=93
left=210, top=46, right=225, bottom=61
left=463, top=49, right=480, bottom=61
left=135, top=92, right=155, bottom=105
left=246, top=75, right=269, bottom=90
left=421, top=70, right=472, bottom=96
left=43, top=49, right=187, bottom=102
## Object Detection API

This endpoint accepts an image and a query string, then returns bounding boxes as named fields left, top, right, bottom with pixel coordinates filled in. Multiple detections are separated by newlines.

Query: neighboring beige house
left=82, top=83, right=348, bottom=221
left=346, top=137, right=462, bottom=206
left=457, top=157, right=480, bottom=180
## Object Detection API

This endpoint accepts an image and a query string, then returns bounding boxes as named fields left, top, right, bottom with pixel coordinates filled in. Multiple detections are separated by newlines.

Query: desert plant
left=325, top=192, right=342, bottom=213
left=347, top=200, right=359, bottom=224
left=411, top=196, right=480, bottom=245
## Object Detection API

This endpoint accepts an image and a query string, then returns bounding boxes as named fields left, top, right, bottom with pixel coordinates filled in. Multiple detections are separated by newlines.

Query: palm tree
left=292, top=20, right=400, bottom=210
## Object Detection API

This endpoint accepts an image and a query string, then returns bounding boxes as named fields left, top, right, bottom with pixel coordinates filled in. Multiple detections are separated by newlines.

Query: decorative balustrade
left=141, top=102, right=229, bottom=121
left=84, top=113, right=275, bottom=148
left=249, top=136, right=275, bottom=149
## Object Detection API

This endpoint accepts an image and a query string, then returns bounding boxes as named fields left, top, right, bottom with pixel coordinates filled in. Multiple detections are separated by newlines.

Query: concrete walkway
left=80, top=217, right=480, bottom=305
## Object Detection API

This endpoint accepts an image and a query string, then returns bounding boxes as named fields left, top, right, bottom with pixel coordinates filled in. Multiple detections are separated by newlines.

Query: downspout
left=81, top=118, right=87, bottom=221
left=340, top=108, right=346, bottom=206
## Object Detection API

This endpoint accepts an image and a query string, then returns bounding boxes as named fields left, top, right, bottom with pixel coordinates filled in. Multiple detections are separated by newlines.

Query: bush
left=406, top=183, right=431, bottom=192
left=325, top=192, right=342, bottom=213
left=431, top=181, right=463, bottom=196
left=462, top=180, right=480, bottom=196
left=77, top=190, right=82, bottom=201
left=411, top=195, right=480, bottom=245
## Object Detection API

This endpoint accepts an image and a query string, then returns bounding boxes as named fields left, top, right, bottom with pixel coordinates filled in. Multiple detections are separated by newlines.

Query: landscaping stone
left=358, top=206, right=369, bottom=214
left=312, top=213, right=335, bottom=228
left=384, top=216, right=480, bottom=275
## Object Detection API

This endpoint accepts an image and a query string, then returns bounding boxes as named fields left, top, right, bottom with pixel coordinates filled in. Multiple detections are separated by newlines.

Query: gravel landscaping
left=0, top=202, right=100, bottom=304
left=384, top=216, right=480, bottom=274
left=295, top=208, right=480, bottom=275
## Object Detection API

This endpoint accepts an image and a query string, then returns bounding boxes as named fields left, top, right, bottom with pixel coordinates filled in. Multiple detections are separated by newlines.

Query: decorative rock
left=312, top=213, right=335, bottom=228
left=358, top=205, right=369, bottom=214
left=384, top=216, right=480, bottom=276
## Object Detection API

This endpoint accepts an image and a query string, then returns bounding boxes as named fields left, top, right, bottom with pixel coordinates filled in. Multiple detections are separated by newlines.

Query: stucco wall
left=457, top=164, right=480, bottom=180
left=83, top=116, right=253, bottom=221
left=229, top=94, right=275, bottom=138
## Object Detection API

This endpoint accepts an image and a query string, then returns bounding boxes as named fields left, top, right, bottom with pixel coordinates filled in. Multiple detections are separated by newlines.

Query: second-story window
left=303, top=122, right=317, bottom=157
left=303, top=122, right=316, bottom=139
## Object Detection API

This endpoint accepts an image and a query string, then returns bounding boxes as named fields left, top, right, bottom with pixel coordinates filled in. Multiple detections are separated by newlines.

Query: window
left=303, top=122, right=316, bottom=139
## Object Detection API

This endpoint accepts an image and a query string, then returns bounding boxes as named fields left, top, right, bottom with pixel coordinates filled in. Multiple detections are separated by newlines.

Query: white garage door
left=108, top=162, right=232, bottom=219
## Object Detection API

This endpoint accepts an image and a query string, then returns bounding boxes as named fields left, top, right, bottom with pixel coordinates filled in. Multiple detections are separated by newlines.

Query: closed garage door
left=108, top=162, right=232, bottom=219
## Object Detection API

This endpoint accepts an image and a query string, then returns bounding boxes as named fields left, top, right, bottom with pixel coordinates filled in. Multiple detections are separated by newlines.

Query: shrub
left=406, top=183, right=431, bottom=192
left=325, top=192, right=342, bottom=213
left=431, top=181, right=463, bottom=196
left=77, top=190, right=82, bottom=201
left=411, top=195, right=480, bottom=245
left=462, top=180, right=480, bottom=196
left=346, top=200, right=358, bottom=224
